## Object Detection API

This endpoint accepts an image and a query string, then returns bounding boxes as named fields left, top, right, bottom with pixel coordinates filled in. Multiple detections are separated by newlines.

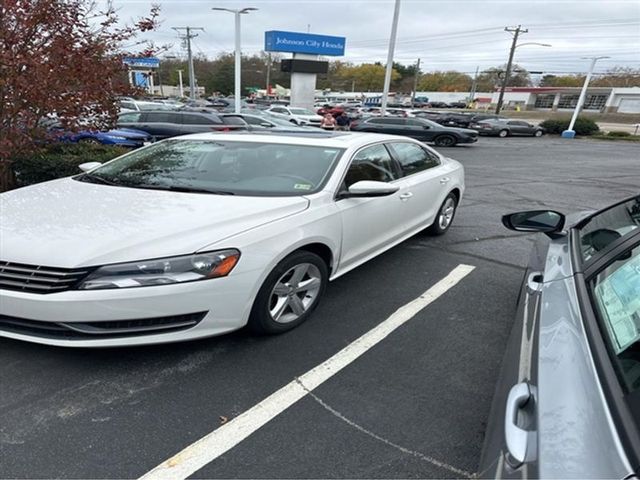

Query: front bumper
left=0, top=272, right=257, bottom=347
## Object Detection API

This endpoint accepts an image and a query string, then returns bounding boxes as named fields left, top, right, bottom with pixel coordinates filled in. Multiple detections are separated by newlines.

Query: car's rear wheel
left=248, top=251, right=328, bottom=334
left=427, top=193, right=458, bottom=235
left=498, top=129, right=509, bottom=138
left=434, top=135, right=457, bottom=147
left=533, top=130, right=543, bottom=137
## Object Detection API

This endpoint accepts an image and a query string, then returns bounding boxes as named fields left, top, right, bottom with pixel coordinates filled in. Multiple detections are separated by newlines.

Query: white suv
left=266, top=106, right=323, bottom=126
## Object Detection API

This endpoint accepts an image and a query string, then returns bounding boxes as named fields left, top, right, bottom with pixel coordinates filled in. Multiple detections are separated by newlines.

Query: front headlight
left=77, top=249, right=240, bottom=290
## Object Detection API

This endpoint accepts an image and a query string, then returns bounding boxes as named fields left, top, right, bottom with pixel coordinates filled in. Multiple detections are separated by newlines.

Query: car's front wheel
left=434, top=135, right=457, bottom=147
left=248, top=251, right=328, bottom=334
left=533, top=130, right=543, bottom=137
left=427, top=193, right=458, bottom=235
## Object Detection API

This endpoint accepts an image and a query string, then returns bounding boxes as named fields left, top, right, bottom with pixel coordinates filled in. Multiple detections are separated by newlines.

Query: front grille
left=0, top=312, right=207, bottom=340
left=0, top=261, right=91, bottom=294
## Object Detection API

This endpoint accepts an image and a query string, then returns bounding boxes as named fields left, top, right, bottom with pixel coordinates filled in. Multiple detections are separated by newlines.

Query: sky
left=116, top=0, right=640, bottom=77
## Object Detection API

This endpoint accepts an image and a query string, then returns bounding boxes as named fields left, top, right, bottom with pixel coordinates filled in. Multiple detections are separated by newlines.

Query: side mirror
left=78, top=162, right=102, bottom=172
left=342, top=180, right=399, bottom=198
left=502, top=210, right=566, bottom=238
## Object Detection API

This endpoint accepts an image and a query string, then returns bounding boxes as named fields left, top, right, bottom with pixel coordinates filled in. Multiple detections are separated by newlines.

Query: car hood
left=0, top=178, right=309, bottom=268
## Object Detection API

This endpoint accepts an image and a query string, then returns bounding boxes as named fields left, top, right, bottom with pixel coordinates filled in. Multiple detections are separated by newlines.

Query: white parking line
left=139, top=264, right=475, bottom=480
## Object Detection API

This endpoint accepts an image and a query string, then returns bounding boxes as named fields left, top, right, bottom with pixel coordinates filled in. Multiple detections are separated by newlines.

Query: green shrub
left=539, top=116, right=600, bottom=136
left=606, top=130, right=631, bottom=137
left=11, top=143, right=129, bottom=188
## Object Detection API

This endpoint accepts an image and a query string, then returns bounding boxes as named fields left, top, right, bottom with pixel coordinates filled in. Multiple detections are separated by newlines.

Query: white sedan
left=266, top=106, right=323, bottom=126
left=0, top=132, right=464, bottom=347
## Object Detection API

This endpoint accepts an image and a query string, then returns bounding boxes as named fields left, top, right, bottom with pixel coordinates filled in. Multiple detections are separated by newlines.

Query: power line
left=172, top=26, right=204, bottom=100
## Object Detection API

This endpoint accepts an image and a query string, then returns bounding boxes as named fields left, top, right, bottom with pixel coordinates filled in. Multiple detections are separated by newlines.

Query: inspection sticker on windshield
left=596, top=254, right=640, bottom=353
left=294, top=184, right=312, bottom=190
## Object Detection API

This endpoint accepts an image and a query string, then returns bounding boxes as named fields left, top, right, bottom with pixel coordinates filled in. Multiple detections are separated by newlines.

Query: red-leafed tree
left=0, top=0, right=161, bottom=191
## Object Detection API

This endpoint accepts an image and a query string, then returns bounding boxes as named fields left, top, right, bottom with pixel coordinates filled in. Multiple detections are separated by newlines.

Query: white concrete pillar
left=289, top=53, right=318, bottom=110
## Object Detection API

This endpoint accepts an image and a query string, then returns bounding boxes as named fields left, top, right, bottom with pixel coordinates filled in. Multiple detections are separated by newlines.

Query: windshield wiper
left=127, top=184, right=235, bottom=195
left=78, top=173, right=120, bottom=186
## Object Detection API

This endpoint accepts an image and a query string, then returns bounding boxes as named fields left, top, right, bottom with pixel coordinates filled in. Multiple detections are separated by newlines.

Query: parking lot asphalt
left=1, top=136, right=638, bottom=479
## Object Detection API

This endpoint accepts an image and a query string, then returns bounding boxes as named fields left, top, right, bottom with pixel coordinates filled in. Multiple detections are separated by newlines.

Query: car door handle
left=399, top=192, right=414, bottom=201
left=440, top=177, right=451, bottom=184
left=505, top=382, right=537, bottom=467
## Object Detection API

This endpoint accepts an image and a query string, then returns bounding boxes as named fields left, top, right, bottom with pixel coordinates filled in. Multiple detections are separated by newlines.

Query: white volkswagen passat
left=0, top=132, right=464, bottom=347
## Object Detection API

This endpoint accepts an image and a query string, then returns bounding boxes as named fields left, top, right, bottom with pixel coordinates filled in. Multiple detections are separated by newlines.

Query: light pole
left=212, top=6, right=258, bottom=113
left=562, top=56, right=610, bottom=138
left=381, top=0, right=401, bottom=116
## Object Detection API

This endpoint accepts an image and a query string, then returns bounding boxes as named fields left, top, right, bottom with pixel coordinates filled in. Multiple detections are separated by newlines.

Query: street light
left=212, top=6, right=258, bottom=113
left=562, top=56, right=610, bottom=138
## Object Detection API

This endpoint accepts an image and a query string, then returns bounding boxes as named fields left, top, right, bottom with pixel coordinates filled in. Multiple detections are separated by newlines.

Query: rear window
left=118, top=112, right=142, bottom=123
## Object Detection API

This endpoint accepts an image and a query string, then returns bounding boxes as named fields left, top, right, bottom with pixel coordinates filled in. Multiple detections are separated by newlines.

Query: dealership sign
left=123, top=57, right=160, bottom=69
left=265, top=31, right=345, bottom=56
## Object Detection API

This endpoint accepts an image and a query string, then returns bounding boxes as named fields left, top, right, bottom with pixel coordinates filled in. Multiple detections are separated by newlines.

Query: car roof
left=172, top=131, right=409, bottom=148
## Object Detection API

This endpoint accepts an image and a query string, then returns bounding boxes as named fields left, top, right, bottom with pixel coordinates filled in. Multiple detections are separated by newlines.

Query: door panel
left=336, top=144, right=410, bottom=270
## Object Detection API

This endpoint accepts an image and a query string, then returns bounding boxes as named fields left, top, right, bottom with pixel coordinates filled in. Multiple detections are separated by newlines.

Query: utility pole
left=172, top=26, right=204, bottom=100
left=495, top=25, right=527, bottom=114
left=381, top=0, right=401, bottom=115
left=469, top=66, right=479, bottom=106
left=411, top=58, right=421, bottom=107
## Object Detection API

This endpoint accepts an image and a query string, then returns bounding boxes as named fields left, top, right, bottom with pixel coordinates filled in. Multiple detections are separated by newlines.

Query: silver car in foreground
left=480, top=195, right=640, bottom=478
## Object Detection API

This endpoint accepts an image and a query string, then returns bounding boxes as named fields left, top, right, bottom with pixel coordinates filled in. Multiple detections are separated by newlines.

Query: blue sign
left=265, top=31, right=345, bottom=56
left=123, top=57, right=160, bottom=69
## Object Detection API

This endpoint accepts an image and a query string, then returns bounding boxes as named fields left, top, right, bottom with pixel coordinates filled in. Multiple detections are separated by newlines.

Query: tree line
left=157, top=54, right=639, bottom=96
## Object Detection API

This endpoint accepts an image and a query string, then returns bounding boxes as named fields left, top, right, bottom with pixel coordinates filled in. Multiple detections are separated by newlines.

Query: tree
left=0, top=0, right=160, bottom=191
left=339, top=63, right=400, bottom=92
left=417, top=71, right=472, bottom=92
left=475, top=64, right=531, bottom=91
left=540, top=74, right=585, bottom=87
left=592, top=67, right=640, bottom=87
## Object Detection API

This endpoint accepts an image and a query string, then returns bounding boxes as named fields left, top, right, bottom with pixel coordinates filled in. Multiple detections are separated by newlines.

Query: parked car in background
left=448, top=101, right=468, bottom=109
left=427, top=101, right=450, bottom=108
left=116, top=110, right=248, bottom=140
left=221, top=113, right=313, bottom=132
left=480, top=195, right=640, bottom=479
left=0, top=132, right=464, bottom=347
left=266, top=106, right=323, bottom=126
left=45, top=121, right=152, bottom=148
left=350, top=116, right=478, bottom=147
left=473, top=119, right=544, bottom=137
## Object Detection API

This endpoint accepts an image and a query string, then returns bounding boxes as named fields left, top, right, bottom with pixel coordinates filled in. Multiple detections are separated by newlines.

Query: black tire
left=426, top=193, right=458, bottom=236
left=434, top=135, right=457, bottom=147
left=248, top=251, right=329, bottom=335
left=498, top=129, right=509, bottom=138
left=533, top=130, right=543, bottom=137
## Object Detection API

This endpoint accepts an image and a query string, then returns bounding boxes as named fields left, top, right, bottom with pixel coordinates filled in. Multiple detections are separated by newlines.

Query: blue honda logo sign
left=265, top=31, right=346, bottom=56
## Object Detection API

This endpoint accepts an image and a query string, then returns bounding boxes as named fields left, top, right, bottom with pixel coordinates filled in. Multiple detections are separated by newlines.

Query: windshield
left=289, top=108, right=315, bottom=116
left=579, top=196, right=640, bottom=262
left=77, top=140, right=344, bottom=196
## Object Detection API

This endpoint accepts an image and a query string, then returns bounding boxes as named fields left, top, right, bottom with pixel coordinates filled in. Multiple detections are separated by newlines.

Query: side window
left=182, top=114, right=217, bottom=125
left=405, top=119, right=424, bottom=127
left=591, top=243, right=640, bottom=392
left=146, top=112, right=175, bottom=123
left=118, top=112, right=142, bottom=123
left=343, top=144, right=397, bottom=188
left=390, top=142, right=440, bottom=176
left=241, top=116, right=263, bottom=125
left=120, top=101, right=136, bottom=110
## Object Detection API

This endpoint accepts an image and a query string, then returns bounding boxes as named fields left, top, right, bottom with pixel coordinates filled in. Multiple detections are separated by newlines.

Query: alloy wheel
left=268, top=263, right=322, bottom=324
left=439, top=197, right=456, bottom=230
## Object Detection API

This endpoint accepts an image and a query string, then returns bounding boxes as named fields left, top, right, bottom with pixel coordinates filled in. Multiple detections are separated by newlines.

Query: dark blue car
left=61, top=128, right=152, bottom=148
